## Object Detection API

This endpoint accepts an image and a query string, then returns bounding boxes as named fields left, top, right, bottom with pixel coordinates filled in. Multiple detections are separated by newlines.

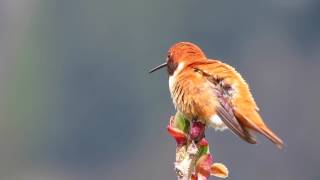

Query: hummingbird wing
left=191, top=60, right=283, bottom=148
left=214, top=88, right=257, bottom=144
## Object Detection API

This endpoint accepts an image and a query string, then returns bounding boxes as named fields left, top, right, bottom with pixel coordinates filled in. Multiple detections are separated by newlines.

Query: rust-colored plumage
left=150, top=42, right=284, bottom=148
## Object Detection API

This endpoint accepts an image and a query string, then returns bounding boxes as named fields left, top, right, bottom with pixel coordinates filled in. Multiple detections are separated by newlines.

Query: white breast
left=168, top=63, right=185, bottom=108
left=169, top=63, right=185, bottom=92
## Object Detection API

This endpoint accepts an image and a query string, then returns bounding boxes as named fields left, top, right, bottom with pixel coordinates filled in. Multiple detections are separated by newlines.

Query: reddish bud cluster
left=167, top=115, right=228, bottom=180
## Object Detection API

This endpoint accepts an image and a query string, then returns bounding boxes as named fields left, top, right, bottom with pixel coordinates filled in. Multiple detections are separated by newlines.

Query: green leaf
left=173, top=112, right=190, bottom=133
left=198, top=145, right=210, bottom=157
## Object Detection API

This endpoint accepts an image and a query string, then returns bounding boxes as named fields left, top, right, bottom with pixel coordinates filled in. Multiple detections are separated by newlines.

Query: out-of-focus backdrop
left=1, top=0, right=319, bottom=180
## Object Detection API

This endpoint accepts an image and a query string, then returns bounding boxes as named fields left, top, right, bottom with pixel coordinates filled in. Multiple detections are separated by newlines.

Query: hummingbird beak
left=149, top=62, right=167, bottom=73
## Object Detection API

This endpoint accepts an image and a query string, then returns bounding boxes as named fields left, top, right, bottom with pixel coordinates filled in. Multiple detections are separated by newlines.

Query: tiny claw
left=169, top=116, right=175, bottom=126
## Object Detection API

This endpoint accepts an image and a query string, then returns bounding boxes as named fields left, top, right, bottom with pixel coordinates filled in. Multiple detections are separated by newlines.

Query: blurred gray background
left=0, top=0, right=319, bottom=179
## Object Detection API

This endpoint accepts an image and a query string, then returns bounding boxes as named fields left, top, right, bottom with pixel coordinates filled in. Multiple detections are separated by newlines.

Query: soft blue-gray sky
left=1, top=0, right=320, bottom=179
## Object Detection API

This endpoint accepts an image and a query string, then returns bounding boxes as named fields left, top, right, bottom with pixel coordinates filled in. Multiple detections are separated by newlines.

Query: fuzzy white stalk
left=174, top=141, right=198, bottom=180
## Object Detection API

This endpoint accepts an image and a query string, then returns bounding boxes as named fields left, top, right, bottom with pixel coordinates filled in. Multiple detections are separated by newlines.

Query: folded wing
left=191, top=60, right=284, bottom=148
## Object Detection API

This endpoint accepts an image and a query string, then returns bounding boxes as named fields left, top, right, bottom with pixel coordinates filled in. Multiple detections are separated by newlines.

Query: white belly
left=169, top=63, right=185, bottom=92
left=169, top=63, right=185, bottom=108
left=208, top=115, right=227, bottom=131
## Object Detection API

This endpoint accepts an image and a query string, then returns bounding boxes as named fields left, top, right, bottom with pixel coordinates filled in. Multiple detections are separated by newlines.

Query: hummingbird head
left=149, top=42, right=206, bottom=75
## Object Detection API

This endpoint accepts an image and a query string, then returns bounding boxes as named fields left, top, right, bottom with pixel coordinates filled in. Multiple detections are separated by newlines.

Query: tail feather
left=258, top=126, right=284, bottom=149
left=235, top=110, right=284, bottom=149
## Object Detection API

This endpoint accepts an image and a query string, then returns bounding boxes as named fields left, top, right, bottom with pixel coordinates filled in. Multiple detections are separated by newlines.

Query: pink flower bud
left=190, top=121, right=205, bottom=142
left=195, top=154, right=213, bottom=179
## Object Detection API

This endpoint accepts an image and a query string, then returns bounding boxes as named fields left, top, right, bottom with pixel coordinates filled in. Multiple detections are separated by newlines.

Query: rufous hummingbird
left=150, top=42, right=283, bottom=148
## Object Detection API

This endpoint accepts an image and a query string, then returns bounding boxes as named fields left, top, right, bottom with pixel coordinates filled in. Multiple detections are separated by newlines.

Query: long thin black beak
left=149, top=62, right=167, bottom=73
